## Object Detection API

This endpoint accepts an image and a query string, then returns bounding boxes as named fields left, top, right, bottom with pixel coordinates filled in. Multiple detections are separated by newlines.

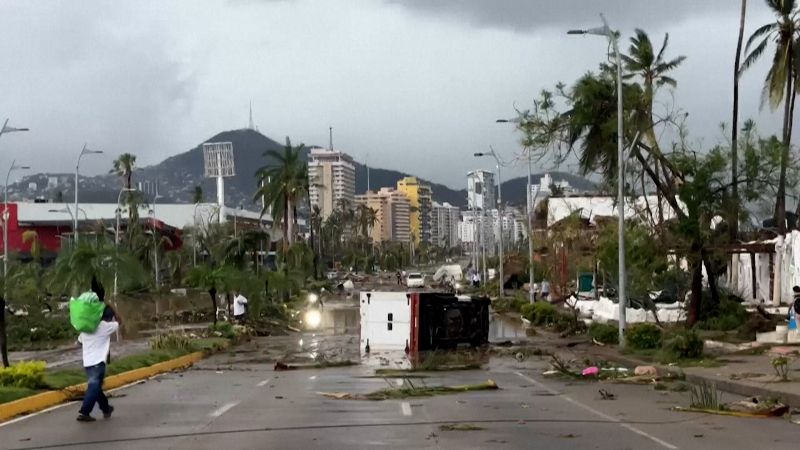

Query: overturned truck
left=359, top=291, right=490, bottom=354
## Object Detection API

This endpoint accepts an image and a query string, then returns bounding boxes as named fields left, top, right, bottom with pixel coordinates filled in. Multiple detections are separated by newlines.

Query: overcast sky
left=0, top=0, right=786, bottom=189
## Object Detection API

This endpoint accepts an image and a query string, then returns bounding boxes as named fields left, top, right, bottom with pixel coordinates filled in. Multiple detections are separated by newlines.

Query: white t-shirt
left=78, top=321, right=119, bottom=367
left=233, top=295, right=248, bottom=316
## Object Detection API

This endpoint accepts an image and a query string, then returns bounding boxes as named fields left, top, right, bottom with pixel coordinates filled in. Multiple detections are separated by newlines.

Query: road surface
left=3, top=330, right=800, bottom=448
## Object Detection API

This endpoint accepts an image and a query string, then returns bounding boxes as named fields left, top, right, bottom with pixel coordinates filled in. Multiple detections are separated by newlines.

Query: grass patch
left=43, top=338, right=230, bottom=390
left=653, top=382, right=690, bottom=392
left=0, top=386, right=42, bottom=404
left=0, top=338, right=231, bottom=405
left=622, top=348, right=722, bottom=368
left=42, top=348, right=191, bottom=390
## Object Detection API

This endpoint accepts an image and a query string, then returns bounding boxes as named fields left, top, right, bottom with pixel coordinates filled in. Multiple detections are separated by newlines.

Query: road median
left=0, top=339, right=230, bottom=423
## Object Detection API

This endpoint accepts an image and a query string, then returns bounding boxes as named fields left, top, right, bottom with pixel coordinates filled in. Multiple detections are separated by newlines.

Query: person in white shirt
left=233, top=290, right=248, bottom=323
left=77, top=305, right=120, bottom=422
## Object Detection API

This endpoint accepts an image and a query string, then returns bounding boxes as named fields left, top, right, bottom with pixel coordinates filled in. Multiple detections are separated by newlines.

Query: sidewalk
left=594, top=345, right=800, bottom=408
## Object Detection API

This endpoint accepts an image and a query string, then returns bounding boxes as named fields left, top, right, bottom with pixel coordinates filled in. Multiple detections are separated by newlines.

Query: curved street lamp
left=75, top=145, right=103, bottom=243
left=4, top=160, right=30, bottom=277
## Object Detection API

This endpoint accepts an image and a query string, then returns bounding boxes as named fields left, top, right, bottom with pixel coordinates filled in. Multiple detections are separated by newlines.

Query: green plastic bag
left=69, top=291, right=106, bottom=333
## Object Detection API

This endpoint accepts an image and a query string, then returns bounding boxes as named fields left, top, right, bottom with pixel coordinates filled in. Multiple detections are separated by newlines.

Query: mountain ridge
left=7, top=129, right=596, bottom=209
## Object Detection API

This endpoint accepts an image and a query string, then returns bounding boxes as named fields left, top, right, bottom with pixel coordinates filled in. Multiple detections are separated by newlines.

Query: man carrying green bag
left=69, top=277, right=123, bottom=422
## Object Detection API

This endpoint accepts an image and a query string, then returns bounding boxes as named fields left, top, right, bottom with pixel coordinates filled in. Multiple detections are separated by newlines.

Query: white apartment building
left=431, top=202, right=460, bottom=248
left=467, top=170, right=495, bottom=211
left=308, top=147, right=356, bottom=219
left=459, top=210, right=495, bottom=255
left=527, top=173, right=576, bottom=208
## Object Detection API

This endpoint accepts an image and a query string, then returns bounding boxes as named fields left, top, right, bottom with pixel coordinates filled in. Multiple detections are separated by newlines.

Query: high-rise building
left=355, top=188, right=411, bottom=243
left=527, top=173, right=577, bottom=208
left=431, top=202, right=460, bottom=248
left=308, top=147, right=356, bottom=219
left=397, top=177, right=432, bottom=245
left=466, top=170, right=495, bottom=211
left=458, top=210, right=493, bottom=253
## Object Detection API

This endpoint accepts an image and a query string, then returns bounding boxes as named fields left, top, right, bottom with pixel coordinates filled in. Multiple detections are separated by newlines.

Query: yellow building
left=397, top=177, right=432, bottom=245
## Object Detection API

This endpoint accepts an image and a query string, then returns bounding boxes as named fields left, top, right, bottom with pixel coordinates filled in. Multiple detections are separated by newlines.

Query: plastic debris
left=582, top=366, right=600, bottom=376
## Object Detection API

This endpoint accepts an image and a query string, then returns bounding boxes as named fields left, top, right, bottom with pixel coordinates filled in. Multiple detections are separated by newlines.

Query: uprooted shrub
left=665, top=330, right=704, bottom=359
left=521, top=302, right=559, bottom=326
left=589, top=322, right=619, bottom=345
left=625, top=323, right=662, bottom=350
left=0, top=361, right=46, bottom=389
left=208, top=322, right=236, bottom=339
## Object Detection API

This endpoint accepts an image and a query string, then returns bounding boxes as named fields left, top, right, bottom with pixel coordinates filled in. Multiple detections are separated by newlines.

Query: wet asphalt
left=4, top=308, right=800, bottom=449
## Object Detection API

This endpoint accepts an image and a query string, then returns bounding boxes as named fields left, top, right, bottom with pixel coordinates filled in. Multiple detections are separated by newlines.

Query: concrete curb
left=601, top=352, right=800, bottom=408
left=0, top=349, right=212, bottom=423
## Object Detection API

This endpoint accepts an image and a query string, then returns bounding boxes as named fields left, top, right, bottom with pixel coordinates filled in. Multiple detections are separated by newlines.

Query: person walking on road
left=77, top=305, right=120, bottom=422
left=541, top=279, right=550, bottom=302
left=233, top=289, right=248, bottom=323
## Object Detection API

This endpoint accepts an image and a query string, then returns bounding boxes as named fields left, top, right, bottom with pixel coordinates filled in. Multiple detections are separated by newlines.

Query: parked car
left=406, top=273, right=425, bottom=288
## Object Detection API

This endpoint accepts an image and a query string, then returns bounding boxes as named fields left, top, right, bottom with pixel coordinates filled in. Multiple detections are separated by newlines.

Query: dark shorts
left=234, top=314, right=246, bottom=322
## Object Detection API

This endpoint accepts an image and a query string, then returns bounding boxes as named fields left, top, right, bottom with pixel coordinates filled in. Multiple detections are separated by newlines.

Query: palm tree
left=311, top=205, right=324, bottom=255
left=110, top=153, right=139, bottom=223
left=253, top=137, right=308, bottom=253
left=22, top=230, right=41, bottom=261
left=622, top=29, right=686, bottom=233
left=184, top=265, right=234, bottom=325
left=191, top=185, right=204, bottom=204
left=48, top=239, right=147, bottom=297
left=110, top=153, right=137, bottom=190
left=740, top=0, right=800, bottom=233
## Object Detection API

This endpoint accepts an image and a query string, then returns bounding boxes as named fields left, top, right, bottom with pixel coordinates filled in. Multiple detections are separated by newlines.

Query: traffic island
left=0, top=337, right=230, bottom=423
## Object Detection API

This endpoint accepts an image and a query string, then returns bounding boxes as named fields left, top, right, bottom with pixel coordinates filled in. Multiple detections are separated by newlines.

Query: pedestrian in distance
left=541, top=279, right=550, bottom=302
left=792, top=286, right=800, bottom=328
left=233, top=289, right=248, bottom=323
left=77, top=304, right=120, bottom=422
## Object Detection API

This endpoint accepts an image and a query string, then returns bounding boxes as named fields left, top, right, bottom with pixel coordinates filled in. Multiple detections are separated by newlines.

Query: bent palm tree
left=740, top=0, right=800, bottom=233
left=191, top=185, right=204, bottom=204
left=110, top=153, right=139, bottom=223
left=622, top=29, right=686, bottom=234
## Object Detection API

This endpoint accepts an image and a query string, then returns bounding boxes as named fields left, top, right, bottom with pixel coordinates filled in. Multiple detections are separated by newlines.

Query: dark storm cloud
left=387, top=0, right=740, bottom=32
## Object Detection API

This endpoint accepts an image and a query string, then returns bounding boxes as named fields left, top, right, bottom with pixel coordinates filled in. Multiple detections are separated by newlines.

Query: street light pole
left=569, top=13, right=627, bottom=347
left=75, top=145, right=103, bottom=243
left=0, top=120, right=29, bottom=285
left=150, top=192, right=163, bottom=289
left=475, top=149, right=506, bottom=299
left=469, top=172, right=479, bottom=275
left=114, top=187, right=138, bottom=297
left=496, top=117, right=539, bottom=303
left=4, top=161, right=30, bottom=279
left=193, top=202, right=201, bottom=266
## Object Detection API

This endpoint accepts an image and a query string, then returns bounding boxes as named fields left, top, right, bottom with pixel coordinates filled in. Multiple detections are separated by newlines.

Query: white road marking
left=514, top=372, right=677, bottom=450
left=209, top=402, right=239, bottom=418
left=401, top=402, right=412, bottom=416
left=0, top=380, right=147, bottom=428
left=257, top=379, right=270, bottom=387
